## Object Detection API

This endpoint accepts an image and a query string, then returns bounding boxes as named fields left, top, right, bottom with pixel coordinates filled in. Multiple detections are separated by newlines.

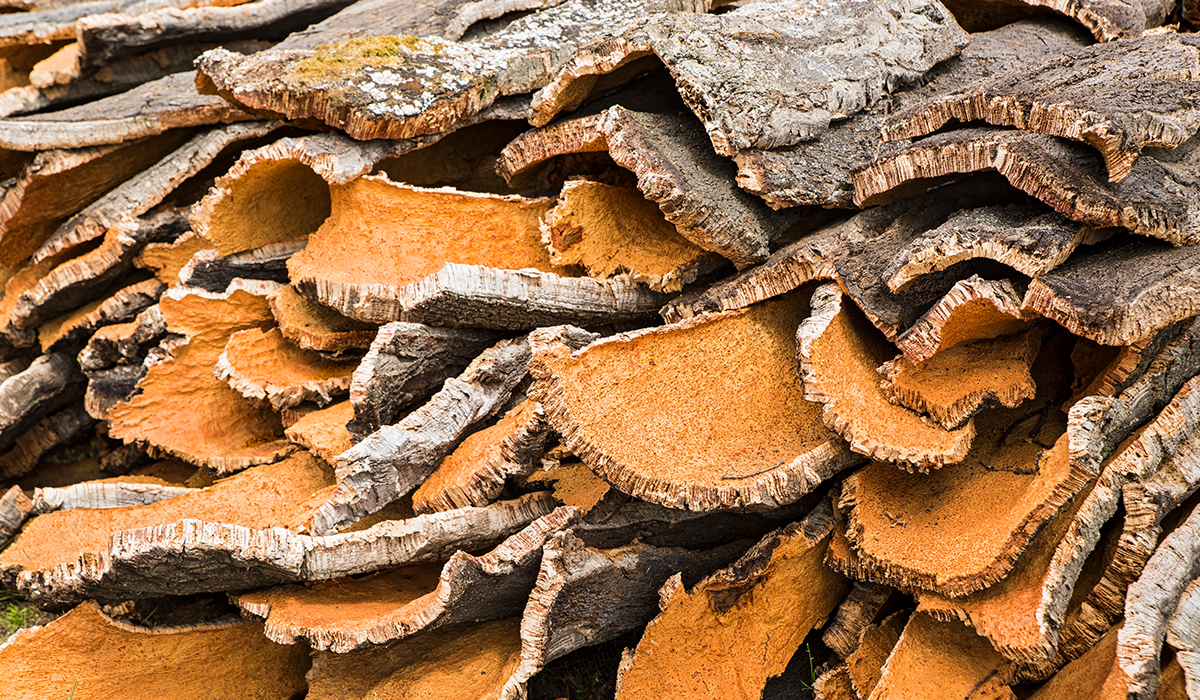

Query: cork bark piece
left=883, top=34, right=1200, bottom=182
left=529, top=0, right=969, bottom=156
left=269, top=284, right=375, bottom=354
left=79, top=303, right=165, bottom=373
left=349, top=321, right=497, bottom=437
left=0, top=602, right=310, bottom=700
left=1166, top=578, right=1200, bottom=696
left=853, top=128, right=1200, bottom=248
left=846, top=609, right=909, bottom=698
left=530, top=293, right=862, bottom=511
left=797, top=283, right=975, bottom=471
left=177, top=238, right=302, bottom=293
left=0, top=403, right=94, bottom=479
left=194, top=0, right=707, bottom=141
left=284, top=399, right=353, bottom=463
left=412, top=399, right=551, bottom=514
left=287, top=174, right=663, bottom=327
left=0, top=351, right=84, bottom=454
left=542, top=179, right=721, bottom=294
left=30, top=477, right=196, bottom=513
left=215, top=327, right=356, bottom=411
left=521, top=457, right=629, bottom=519
left=1026, top=623, right=1131, bottom=700
left=895, top=276, right=1034, bottom=364
left=613, top=501, right=850, bottom=700
left=106, top=283, right=296, bottom=475
left=136, top=231, right=212, bottom=284
left=869, top=613, right=1014, bottom=700
left=500, top=105, right=800, bottom=266
left=38, top=276, right=164, bottom=353
left=233, top=505, right=579, bottom=652
left=823, top=581, right=898, bottom=659
left=878, top=328, right=1041, bottom=430
left=813, top=666, right=858, bottom=700
left=312, top=335, right=535, bottom=535
left=0, top=484, right=32, bottom=547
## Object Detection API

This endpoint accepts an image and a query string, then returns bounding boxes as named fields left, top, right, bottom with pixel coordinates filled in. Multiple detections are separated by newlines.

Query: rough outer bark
left=529, top=0, right=968, bottom=156
left=215, top=327, right=356, bottom=410
left=0, top=72, right=252, bottom=151
left=14, top=491, right=556, bottom=607
left=233, top=505, right=579, bottom=652
left=853, top=128, right=1200, bottom=248
left=530, top=297, right=862, bottom=511
left=869, top=613, right=1014, bottom=700
left=812, top=665, right=857, bottom=700
left=797, top=283, right=975, bottom=470
left=0, top=351, right=83, bottom=453
left=84, top=364, right=145, bottom=419
left=500, top=105, right=801, bottom=266
left=310, top=336, right=536, bottom=535
left=178, top=239, right=303, bottom=292
left=348, top=321, right=498, bottom=437
left=0, top=483, right=32, bottom=548
left=31, top=478, right=196, bottom=514
left=1166, top=577, right=1200, bottom=697
left=194, top=0, right=708, bottom=141
left=894, top=276, right=1034, bottom=364
left=884, top=34, right=1200, bottom=182
left=0, top=601, right=311, bottom=699
left=38, top=276, right=164, bottom=353
left=823, top=581, right=898, bottom=660
left=0, top=402, right=94, bottom=478
left=78, top=303, right=166, bottom=372
left=269, top=284, right=376, bottom=354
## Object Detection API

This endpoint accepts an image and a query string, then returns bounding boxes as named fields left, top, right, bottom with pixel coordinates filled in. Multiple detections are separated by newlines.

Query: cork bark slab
left=613, top=501, right=850, bottom=700
left=0, top=403, right=93, bottom=479
left=38, top=276, right=164, bottom=353
left=0, top=602, right=310, bottom=700
left=822, top=581, right=897, bottom=659
left=349, top=321, right=497, bottom=437
left=878, top=328, right=1041, bottom=430
left=797, top=284, right=975, bottom=470
left=283, top=399, right=353, bottom=463
left=853, top=128, right=1200, bottom=248
left=530, top=294, right=862, bottom=512
left=1026, top=623, right=1131, bottom=700
left=844, top=609, right=909, bottom=697
left=896, top=276, right=1033, bottom=364
left=30, top=476, right=196, bottom=513
left=195, top=0, right=707, bottom=140
left=178, top=238, right=303, bottom=293
left=136, top=230, right=212, bottom=284
left=0, top=483, right=32, bottom=547
left=269, top=284, right=375, bottom=354
left=79, top=303, right=165, bottom=372
left=0, top=351, right=84, bottom=454
left=232, top=505, right=579, bottom=652
left=412, top=399, right=551, bottom=513
left=869, top=613, right=1014, bottom=700
left=215, top=327, right=357, bottom=411
left=106, top=283, right=296, bottom=474
left=1166, top=578, right=1200, bottom=696
left=521, top=457, right=629, bottom=519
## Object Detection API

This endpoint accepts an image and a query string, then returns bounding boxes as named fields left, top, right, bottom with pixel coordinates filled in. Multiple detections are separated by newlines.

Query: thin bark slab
left=78, top=303, right=165, bottom=372
left=84, top=364, right=144, bottom=420
left=613, top=500, right=849, bottom=700
left=106, top=283, right=295, bottom=475
left=1027, top=623, right=1131, bottom=700
left=797, top=283, right=975, bottom=470
left=136, top=230, right=212, bottom=284
left=232, top=504, right=579, bottom=652
left=38, top=276, right=164, bottom=353
left=311, top=335, right=534, bottom=535
left=883, top=34, right=1200, bottom=182
left=178, top=238, right=302, bottom=293
left=269, top=283, right=375, bottom=354
left=846, top=609, right=909, bottom=698
left=531, top=293, right=861, bottom=511
left=30, top=477, right=196, bottom=513
left=529, top=0, right=968, bottom=155
left=0, top=402, right=94, bottom=479
left=288, top=174, right=663, bottom=327
left=283, top=399, right=353, bottom=463
left=215, top=326, right=356, bottom=410
left=0, top=351, right=83, bottom=453
left=0, top=483, right=32, bottom=547
left=349, top=321, right=497, bottom=437
left=869, top=613, right=1014, bottom=700
left=896, top=276, right=1033, bottom=364
left=823, top=580, right=898, bottom=659
left=0, top=601, right=310, bottom=699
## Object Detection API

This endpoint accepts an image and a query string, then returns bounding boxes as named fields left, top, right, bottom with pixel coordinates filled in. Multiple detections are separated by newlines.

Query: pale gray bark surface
left=0, top=484, right=33, bottom=549
left=32, top=480, right=196, bottom=514
left=0, top=352, right=84, bottom=453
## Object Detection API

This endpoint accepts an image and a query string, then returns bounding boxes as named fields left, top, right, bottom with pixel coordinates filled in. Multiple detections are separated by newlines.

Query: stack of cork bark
left=0, top=0, right=1198, bottom=696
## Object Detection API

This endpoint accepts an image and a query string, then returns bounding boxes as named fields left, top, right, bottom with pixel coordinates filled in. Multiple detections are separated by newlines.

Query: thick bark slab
left=0, top=601, right=310, bottom=699
left=412, top=399, right=551, bottom=513
left=895, top=276, right=1033, bottom=364
left=613, top=499, right=849, bottom=700
left=194, top=0, right=707, bottom=141
left=215, top=327, right=356, bottom=410
left=0, top=483, right=32, bottom=547
left=530, top=0, right=968, bottom=156
left=869, top=613, right=1014, bottom=700
left=283, top=399, right=353, bottom=463
left=846, top=609, right=909, bottom=698
left=106, top=283, right=295, bottom=475
left=0, top=402, right=93, bottom=479
left=823, top=581, right=898, bottom=659
left=38, top=276, right=164, bottom=353
left=531, top=293, right=861, bottom=511
left=178, top=238, right=302, bottom=293
left=233, top=504, right=578, bottom=652
left=797, top=283, right=975, bottom=470
left=269, top=284, right=375, bottom=354
left=311, top=336, right=534, bottom=535
left=349, top=321, right=497, bottom=437
left=0, top=351, right=83, bottom=454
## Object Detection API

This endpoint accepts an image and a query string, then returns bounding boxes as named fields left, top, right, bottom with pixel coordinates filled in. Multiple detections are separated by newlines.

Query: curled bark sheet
left=30, top=478, right=196, bottom=513
left=894, top=276, right=1033, bottom=364
left=822, top=580, right=898, bottom=659
left=215, top=327, right=357, bottom=410
left=869, top=613, right=1014, bottom=700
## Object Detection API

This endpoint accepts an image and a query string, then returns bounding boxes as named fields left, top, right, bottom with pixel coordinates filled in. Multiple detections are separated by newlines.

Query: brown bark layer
left=215, top=326, right=357, bottom=410
left=269, top=284, right=376, bottom=354
left=823, top=581, right=898, bottom=659
left=38, top=276, right=164, bottom=353
left=895, top=276, right=1033, bottom=365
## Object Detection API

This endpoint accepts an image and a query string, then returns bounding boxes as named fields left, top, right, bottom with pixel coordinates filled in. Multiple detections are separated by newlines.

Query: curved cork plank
left=797, top=284, right=974, bottom=470
left=194, top=0, right=707, bottom=141
left=895, top=276, right=1033, bottom=364
left=822, top=581, right=898, bottom=659
left=884, top=34, right=1200, bottom=182
left=349, top=321, right=497, bottom=437
left=0, top=484, right=32, bottom=547
left=0, top=601, right=310, bottom=699
left=284, top=399, right=353, bottom=463
left=106, top=283, right=295, bottom=474
left=853, top=128, right=1200, bottom=248
left=412, top=399, right=550, bottom=513
left=885, top=203, right=1112, bottom=294
left=0, top=351, right=83, bottom=454
left=878, top=328, right=1041, bottom=430
left=233, top=505, right=579, bottom=652
left=542, top=179, right=722, bottom=293
left=1166, top=578, right=1200, bottom=696
left=38, top=276, right=164, bottom=353
left=845, top=609, right=909, bottom=698
left=287, top=174, right=663, bottom=327
left=869, top=613, right=1013, bottom=700
left=529, top=0, right=968, bottom=155
left=215, top=327, right=356, bottom=411
left=269, top=284, right=375, bottom=354
left=312, top=335, right=534, bottom=535
left=613, top=500, right=849, bottom=700
left=0, top=403, right=93, bottom=479
left=530, top=294, right=862, bottom=511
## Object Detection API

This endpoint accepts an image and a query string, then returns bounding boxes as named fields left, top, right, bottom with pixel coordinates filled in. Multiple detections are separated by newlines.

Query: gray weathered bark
left=0, top=351, right=83, bottom=453
left=0, top=402, right=94, bottom=479
left=0, top=484, right=32, bottom=548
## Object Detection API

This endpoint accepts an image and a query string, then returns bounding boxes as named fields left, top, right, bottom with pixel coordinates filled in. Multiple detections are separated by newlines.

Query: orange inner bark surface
left=870, top=613, right=1007, bottom=700
left=284, top=399, right=355, bottom=463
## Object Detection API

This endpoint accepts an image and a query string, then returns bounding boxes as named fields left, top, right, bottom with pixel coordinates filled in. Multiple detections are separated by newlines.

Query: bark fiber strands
left=215, top=327, right=357, bottom=410
left=0, top=484, right=32, bottom=547
left=269, top=284, right=376, bottom=354
left=283, top=399, right=353, bottom=463
left=39, top=276, right=164, bottom=353
left=0, top=351, right=83, bottom=454
left=896, top=276, right=1032, bottom=364
left=797, top=283, right=974, bottom=470
left=0, top=601, right=310, bottom=699
left=869, top=612, right=1014, bottom=699
left=823, top=580, right=897, bottom=659
left=530, top=294, right=861, bottom=511
left=0, top=402, right=94, bottom=479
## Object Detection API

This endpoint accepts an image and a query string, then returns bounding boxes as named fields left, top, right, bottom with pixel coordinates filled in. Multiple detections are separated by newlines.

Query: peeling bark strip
left=30, top=478, right=196, bottom=514
left=895, top=276, right=1032, bottom=364
left=233, top=505, right=579, bottom=652
left=195, top=0, right=708, bottom=140
left=215, top=327, right=356, bottom=411
left=0, top=484, right=32, bottom=548
left=0, top=602, right=311, bottom=699
left=269, top=285, right=376, bottom=354
left=885, top=34, right=1200, bottom=182
left=500, top=106, right=799, bottom=265
left=530, top=296, right=861, bottom=512
left=311, top=336, right=535, bottom=535
left=854, top=128, right=1200, bottom=248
